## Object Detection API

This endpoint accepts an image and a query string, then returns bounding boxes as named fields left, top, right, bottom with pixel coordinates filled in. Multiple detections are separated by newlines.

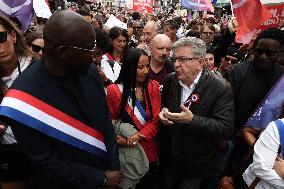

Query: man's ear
left=57, top=46, right=68, bottom=60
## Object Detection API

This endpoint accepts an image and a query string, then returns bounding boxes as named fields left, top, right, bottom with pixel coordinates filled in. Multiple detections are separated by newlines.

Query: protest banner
left=259, top=3, right=284, bottom=30
left=180, top=0, right=214, bottom=12
left=245, top=75, right=284, bottom=129
left=105, top=14, right=128, bottom=30
left=133, top=0, right=153, bottom=14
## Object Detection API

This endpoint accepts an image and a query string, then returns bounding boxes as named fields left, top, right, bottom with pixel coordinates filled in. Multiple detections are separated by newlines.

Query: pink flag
left=231, top=0, right=272, bottom=44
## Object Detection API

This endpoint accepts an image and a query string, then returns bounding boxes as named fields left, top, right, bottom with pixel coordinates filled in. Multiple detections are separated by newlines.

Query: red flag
left=133, top=0, right=153, bottom=14
left=232, top=0, right=272, bottom=44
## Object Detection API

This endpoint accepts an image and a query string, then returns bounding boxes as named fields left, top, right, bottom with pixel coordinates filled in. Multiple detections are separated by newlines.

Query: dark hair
left=77, top=8, right=92, bottom=17
left=95, top=28, right=111, bottom=54
left=25, top=30, right=43, bottom=47
left=36, top=17, right=48, bottom=25
left=254, top=28, right=284, bottom=48
left=132, top=12, right=141, bottom=20
left=186, top=30, right=201, bottom=38
left=201, top=24, right=216, bottom=33
left=94, top=16, right=103, bottom=29
left=187, top=19, right=203, bottom=30
left=162, top=19, right=179, bottom=30
left=0, top=14, right=31, bottom=58
left=108, top=26, right=128, bottom=54
left=223, top=47, right=243, bottom=60
left=206, top=47, right=214, bottom=54
left=174, top=16, right=183, bottom=27
left=115, top=48, right=153, bottom=118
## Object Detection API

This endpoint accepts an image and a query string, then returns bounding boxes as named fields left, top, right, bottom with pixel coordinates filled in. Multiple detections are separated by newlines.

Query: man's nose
left=161, top=49, right=168, bottom=54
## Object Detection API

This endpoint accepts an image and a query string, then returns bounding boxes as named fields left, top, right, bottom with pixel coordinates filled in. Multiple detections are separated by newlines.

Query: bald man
left=0, top=11, right=122, bottom=189
left=137, top=21, right=159, bottom=55
left=149, top=34, right=174, bottom=90
left=143, top=21, right=159, bottom=45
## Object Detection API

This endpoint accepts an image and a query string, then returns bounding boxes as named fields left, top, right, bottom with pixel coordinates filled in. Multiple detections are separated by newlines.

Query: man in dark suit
left=158, top=37, right=234, bottom=189
left=0, top=11, right=122, bottom=189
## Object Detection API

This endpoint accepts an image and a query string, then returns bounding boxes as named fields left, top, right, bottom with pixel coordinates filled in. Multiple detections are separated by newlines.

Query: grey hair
left=172, top=37, right=206, bottom=58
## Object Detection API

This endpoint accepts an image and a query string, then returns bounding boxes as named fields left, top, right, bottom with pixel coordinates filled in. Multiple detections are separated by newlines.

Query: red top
left=106, top=80, right=161, bottom=162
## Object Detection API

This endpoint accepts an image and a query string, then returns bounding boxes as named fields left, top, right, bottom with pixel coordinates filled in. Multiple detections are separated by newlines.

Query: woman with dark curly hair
left=100, top=27, right=128, bottom=86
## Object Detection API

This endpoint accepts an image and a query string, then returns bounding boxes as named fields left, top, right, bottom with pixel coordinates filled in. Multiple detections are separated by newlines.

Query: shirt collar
left=179, top=70, right=202, bottom=90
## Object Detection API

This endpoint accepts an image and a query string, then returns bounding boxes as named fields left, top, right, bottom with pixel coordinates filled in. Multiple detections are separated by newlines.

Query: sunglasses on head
left=255, top=47, right=278, bottom=57
left=224, top=56, right=238, bottom=64
left=31, top=44, right=44, bottom=53
left=0, top=31, right=9, bottom=44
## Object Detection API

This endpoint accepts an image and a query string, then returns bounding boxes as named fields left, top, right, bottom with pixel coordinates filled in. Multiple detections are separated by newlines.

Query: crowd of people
left=0, top=4, right=284, bottom=189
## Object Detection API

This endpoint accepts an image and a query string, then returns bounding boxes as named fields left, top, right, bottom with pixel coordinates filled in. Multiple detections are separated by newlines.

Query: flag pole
left=229, top=0, right=235, bottom=18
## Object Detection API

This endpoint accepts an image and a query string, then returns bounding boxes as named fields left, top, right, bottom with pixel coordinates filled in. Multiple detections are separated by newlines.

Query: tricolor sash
left=0, top=89, right=107, bottom=158
left=114, top=84, right=147, bottom=130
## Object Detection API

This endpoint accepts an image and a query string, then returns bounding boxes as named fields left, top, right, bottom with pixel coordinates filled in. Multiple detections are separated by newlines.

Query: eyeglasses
left=0, top=31, right=9, bottom=43
left=255, top=47, right=278, bottom=57
left=224, top=56, right=238, bottom=64
left=202, top=32, right=214, bottom=36
left=172, top=56, right=198, bottom=64
left=31, top=44, right=44, bottom=53
left=59, top=43, right=96, bottom=55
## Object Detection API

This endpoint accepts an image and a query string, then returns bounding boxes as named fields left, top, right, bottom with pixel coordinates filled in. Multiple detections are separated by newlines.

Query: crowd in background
left=0, top=3, right=284, bottom=189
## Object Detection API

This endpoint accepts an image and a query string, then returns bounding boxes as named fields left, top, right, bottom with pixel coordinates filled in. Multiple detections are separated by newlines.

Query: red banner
left=133, top=0, right=153, bottom=14
left=232, top=0, right=272, bottom=44
left=259, top=4, right=284, bottom=30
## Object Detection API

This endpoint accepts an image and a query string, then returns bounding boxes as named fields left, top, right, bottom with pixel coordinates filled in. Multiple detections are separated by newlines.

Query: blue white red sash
left=114, top=84, right=147, bottom=130
left=0, top=89, right=107, bottom=158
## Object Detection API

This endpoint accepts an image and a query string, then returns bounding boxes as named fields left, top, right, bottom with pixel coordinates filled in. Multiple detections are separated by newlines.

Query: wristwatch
left=103, top=175, right=108, bottom=186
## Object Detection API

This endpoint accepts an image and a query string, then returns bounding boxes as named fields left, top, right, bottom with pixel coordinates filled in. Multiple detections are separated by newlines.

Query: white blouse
left=243, top=119, right=284, bottom=189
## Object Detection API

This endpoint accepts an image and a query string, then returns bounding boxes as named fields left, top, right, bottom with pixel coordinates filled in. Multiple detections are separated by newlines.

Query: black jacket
left=0, top=60, right=120, bottom=189
left=159, top=69, right=234, bottom=177
left=228, top=61, right=284, bottom=133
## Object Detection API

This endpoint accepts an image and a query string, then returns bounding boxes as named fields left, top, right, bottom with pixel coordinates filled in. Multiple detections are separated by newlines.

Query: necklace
left=134, top=87, right=144, bottom=101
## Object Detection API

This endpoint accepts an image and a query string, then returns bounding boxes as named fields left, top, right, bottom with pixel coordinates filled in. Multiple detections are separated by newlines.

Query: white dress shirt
left=243, top=119, right=284, bottom=189
left=180, top=71, right=202, bottom=104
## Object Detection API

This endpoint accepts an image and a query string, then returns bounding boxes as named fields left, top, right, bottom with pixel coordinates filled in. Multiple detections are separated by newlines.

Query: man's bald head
left=151, top=34, right=172, bottom=47
left=43, top=10, right=96, bottom=75
left=143, top=21, right=159, bottom=45
left=150, top=34, right=172, bottom=65
left=44, top=10, right=95, bottom=47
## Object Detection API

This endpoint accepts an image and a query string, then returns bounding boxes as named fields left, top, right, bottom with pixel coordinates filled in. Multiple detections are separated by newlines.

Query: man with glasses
left=227, top=28, right=284, bottom=189
left=0, top=10, right=122, bottom=189
left=200, top=24, right=215, bottom=46
left=158, top=37, right=234, bottom=189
